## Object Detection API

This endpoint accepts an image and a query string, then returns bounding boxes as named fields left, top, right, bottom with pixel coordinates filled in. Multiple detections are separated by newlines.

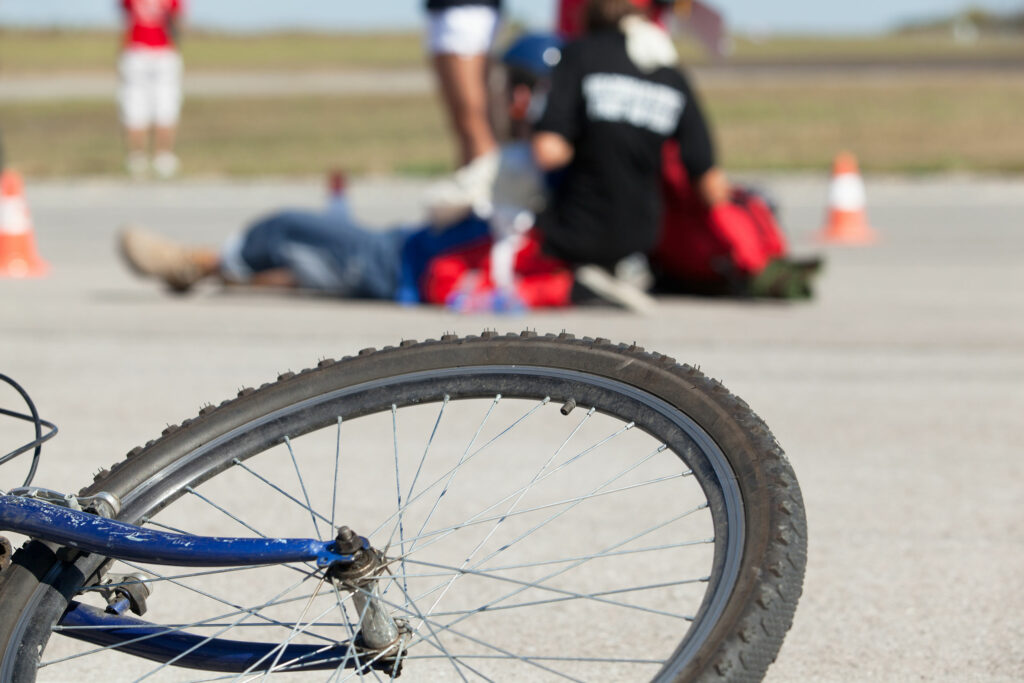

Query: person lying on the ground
left=545, top=0, right=822, bottom=300
left=118, top=198, right=656, bottom=313
left=119, top=210, right=505, bottom=300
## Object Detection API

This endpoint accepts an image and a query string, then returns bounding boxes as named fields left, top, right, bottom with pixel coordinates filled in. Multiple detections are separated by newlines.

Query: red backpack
left=653, top=141, right=787, bottom=284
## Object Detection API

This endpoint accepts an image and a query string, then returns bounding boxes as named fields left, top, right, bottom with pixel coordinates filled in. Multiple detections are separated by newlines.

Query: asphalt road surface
left=1, top=175, right=1022, bottom=681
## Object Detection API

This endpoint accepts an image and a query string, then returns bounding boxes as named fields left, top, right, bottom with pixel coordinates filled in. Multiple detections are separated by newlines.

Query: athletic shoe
left=614, top=253, right=655, bottom=292
left=573, top=264, right=658, bottom=314
left=125, top=152, right=149, bottom=179
left=152, top=152, right=180, bottom=179
left=118, top=225, right=206, bottom=293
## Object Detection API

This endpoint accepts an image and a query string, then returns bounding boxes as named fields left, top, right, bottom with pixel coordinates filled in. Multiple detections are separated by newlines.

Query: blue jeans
left=223, top=211, right=412, bottom=299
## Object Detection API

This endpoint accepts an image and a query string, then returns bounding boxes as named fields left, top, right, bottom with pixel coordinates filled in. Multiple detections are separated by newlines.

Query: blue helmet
left=501, top=33, right=564, bottom=83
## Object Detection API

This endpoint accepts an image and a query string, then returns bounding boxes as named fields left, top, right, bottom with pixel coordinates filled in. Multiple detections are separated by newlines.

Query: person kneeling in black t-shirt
left=534, top=0, right=822, bottom=304
left=531, top=0, right=732, bottom=307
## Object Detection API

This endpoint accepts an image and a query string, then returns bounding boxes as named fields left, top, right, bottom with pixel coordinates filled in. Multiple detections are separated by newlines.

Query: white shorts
left=118, top=48, right=183, bottom=129
left=427, top=6, right=501, bottom=56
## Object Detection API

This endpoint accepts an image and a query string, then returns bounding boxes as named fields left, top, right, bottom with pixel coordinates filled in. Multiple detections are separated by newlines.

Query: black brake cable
left=0, top=373, right=58, bottom=488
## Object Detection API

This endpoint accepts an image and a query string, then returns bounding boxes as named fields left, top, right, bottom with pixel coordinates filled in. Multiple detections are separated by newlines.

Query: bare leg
left=152, top=125, right=180, bottom=178
left=190, top=248, right=221, bottom=279
left=124, top=128, right=150, bottom=177
left=125, top=127, right=149, bottom=156
left=245, top=268, right=299, bottom=288
left=432, top=53, right=497, bottom=166
left=154, top=126, right=177, bottom=156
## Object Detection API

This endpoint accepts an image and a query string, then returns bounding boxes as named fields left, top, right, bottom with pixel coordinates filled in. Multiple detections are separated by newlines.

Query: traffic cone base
left=818, top=209, right=877, bottom=245
left=0, top=169, right=49, bottom=278
left=0, top=233, right=49, bottom=277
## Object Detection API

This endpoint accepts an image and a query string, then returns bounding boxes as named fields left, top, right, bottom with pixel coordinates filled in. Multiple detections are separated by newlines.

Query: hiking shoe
left=118, top=225, right=206, bottom=293
left=573, top=264, right=658, bottom=314
left=748, top=257, right=822, bottom=299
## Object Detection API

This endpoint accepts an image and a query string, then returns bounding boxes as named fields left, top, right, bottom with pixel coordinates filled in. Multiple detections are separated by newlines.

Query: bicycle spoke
left=401, top=396, right=449, bottom=541
left=114, top=559, right=340, bottom=645
left=369, top=539, right=712, bottom=594
left=369, top=581, right=490, bottom=683
left=395, top=413, right=644, bottom=560
left=478, top=537, right=713, bottom=573
left=428, top=399, right=584, bottom=604
left=373, top=394, right=549, bottom=547
left=133, top=570, right=323, bottom=682
left=417, top=403, right=599, bottom=620
left=460, top=440, right=662, bottom=573
left=377, top=579, right=471, bottom=683
left=402, top=501, right=709, bottom=634
left=428, top=577, right=708, bottom=618
left=330, top=582, right=365, bottom=680
left=231, top=457, right=333, bottom=530
left=387, top=636, right=407, bottom=682
left=331, top=417, right=342, bottom=531
left=284, top=435, right=323, bottom=539
left=70, top=564, right=283, bottom=594
left=370, top=587, right=582, bottom=683
left=403, top=443, right=668, bottom=617
left=45, top=584, right=358, bottom=670
left=185, top=486, right=268, bottom=538
left=399, top=394, right=503, bottom=551
left=388, top=404, right=408, bottom=597
left=392, top=472, right=689, bottom=551
left=45, top=572, right=328, bottom=676
left=255, top=575, right=328, bottom=678
left=403, top=556, right=696, bottom=624
left=332, top=589, right=390, bottom=683
left=397, top=653, right=663, bottom=664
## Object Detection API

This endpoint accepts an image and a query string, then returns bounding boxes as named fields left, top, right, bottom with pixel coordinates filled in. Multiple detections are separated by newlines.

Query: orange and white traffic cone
left=0, top=169, right=49, bottom=278
left=816, top=152, right=877, bottom=245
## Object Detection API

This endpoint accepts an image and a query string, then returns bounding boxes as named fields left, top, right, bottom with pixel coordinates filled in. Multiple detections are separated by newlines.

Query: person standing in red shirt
left=118, top=0, right=184, bottom=179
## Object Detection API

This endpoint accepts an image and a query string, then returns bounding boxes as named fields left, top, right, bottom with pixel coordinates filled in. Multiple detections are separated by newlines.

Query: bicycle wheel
left=0, top=332, right=806, bottom=682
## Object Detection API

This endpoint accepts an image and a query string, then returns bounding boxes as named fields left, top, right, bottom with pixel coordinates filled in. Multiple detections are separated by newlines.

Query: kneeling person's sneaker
left=118, top=225, right=210, bottom=293
left=573, top=264, right=658, bottom=314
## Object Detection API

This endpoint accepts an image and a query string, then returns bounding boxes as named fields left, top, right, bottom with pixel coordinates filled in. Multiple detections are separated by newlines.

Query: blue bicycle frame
left=0, top=494, right=390, bottom=673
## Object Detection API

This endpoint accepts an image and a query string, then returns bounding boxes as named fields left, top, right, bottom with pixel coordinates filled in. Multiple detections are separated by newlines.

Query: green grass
left=0, top=94, right=453, bottom=178
left=705, top=76, right=1024, bottom=173
left=3, top=74, right=1022, bottom=178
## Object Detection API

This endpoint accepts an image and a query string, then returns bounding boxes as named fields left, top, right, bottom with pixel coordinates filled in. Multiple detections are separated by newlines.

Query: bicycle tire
left=0, top=332, right=806, bottom=681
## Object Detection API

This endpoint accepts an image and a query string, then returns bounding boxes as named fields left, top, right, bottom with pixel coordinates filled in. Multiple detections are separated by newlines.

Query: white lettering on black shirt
left=582, top=73, right=685, bottom=136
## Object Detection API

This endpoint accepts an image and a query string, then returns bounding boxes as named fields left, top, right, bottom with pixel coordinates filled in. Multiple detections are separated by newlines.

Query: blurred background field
left=2, top=21, right=1023, bottom=177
